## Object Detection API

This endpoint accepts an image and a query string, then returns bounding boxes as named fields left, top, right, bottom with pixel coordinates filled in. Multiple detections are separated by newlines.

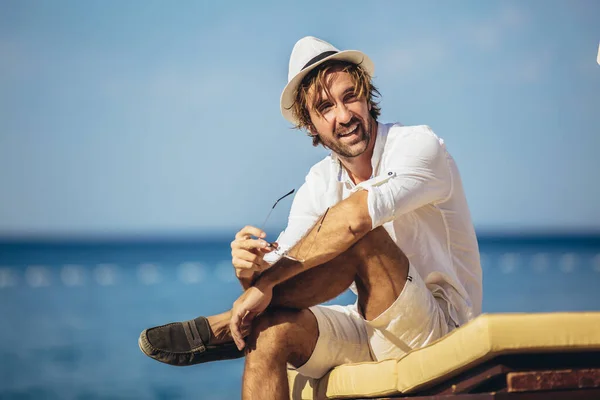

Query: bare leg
left=206, top=310, right=233, bottom=345
left=241, top=226, right=409, bottom=399
left=272, top=226, right=409, bottom=320
left=242, top=309, right=318, bottom=400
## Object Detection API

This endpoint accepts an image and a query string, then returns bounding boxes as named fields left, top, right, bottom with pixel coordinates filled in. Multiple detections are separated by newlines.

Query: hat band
left=302, top=50, right=338, bottom=70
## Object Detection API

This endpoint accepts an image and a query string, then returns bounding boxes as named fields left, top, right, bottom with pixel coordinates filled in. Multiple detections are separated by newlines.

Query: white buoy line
left=0, top=252, right=598, bottom=288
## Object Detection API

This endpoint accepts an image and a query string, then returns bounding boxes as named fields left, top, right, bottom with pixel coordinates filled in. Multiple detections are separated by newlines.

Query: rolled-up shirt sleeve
left=354, top=126, right=453, bottom=229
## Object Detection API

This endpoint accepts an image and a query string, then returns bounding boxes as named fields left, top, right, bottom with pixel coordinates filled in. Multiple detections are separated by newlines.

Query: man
left=139, top=36, right=482, bottom=400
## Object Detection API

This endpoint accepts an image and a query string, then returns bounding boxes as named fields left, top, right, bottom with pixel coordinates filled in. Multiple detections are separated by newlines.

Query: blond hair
left=292, top=60, right=381, bottom=146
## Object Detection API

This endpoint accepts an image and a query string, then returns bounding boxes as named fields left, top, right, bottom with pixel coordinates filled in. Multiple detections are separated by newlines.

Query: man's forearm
left=254, top=190, right=371, bottom=291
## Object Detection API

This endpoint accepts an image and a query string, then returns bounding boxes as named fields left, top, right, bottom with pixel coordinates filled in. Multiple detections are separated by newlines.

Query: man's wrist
left=254, top=278, right=273, bottom=293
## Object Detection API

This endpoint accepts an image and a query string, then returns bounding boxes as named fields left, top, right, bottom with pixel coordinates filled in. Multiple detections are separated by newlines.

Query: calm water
left=1, top=236, right=599, bottom=399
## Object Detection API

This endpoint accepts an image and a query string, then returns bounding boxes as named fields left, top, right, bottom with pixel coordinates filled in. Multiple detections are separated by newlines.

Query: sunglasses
left=260, top=189, right=296, bottom=248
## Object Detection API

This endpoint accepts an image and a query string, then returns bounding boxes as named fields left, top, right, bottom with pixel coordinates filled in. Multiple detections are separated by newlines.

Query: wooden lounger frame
left=369, top=351, right=600, bottom=399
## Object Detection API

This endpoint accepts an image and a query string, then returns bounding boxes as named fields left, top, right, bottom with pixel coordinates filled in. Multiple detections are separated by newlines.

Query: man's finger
left=235, top=226, right=265, bottom=240
left=233, top=238, right=270, bottom=251
left=236, top=268, right=255, bottom=279
left=241, top=311, right=258, bottom=327
left=240, top=324, right=251, bottom=338
left=231, top=254, right=261, bottom=269
left=258, top=242, right=278, bottom=254
left=231, top=248, right=264, bottom=263
left=230, top=310, right=245, bottom=350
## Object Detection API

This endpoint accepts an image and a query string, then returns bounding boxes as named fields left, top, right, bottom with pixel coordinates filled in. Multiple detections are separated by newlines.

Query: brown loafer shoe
left=138, top=316, right=244, bottom=366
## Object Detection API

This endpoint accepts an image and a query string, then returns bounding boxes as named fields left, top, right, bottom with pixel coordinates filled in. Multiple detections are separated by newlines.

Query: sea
left=0, top=235, right=599, bottom=399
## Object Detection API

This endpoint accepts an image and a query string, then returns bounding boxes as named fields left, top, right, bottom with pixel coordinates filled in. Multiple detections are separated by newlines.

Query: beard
left=318, top=117, right=373, bottom=158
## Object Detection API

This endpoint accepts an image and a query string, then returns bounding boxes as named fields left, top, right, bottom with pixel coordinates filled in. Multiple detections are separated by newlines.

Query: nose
left=335, top=103, right=352, bottom=125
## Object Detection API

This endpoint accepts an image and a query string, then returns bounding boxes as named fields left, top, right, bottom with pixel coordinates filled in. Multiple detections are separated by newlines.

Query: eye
left=344, top=92, right=358, bottom=102
left=318, top=102, right=333, bottom=113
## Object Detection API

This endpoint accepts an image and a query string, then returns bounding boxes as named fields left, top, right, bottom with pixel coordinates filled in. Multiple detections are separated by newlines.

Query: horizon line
left=1, top=228, right=599, bottom=245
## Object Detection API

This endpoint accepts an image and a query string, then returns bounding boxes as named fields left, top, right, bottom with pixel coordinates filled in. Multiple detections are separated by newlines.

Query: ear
left=368, top=102, right=372, bottom=111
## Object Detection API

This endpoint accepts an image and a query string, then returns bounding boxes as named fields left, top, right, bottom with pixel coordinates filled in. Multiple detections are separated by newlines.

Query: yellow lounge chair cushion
left=288, top=312, right=600, bottom=399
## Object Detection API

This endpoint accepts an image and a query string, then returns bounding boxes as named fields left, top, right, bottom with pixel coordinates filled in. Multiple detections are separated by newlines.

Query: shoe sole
left=138, top=332, right=146, bottom=356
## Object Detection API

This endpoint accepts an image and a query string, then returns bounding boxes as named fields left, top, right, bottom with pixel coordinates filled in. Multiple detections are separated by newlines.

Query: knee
left=246, top=309, right=299, bottom=354
left=246, top=308, right=317, bottom=363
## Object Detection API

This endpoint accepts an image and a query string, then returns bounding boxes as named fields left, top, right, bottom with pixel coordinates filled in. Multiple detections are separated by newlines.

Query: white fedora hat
left=280, top=36, right=374, bottom=125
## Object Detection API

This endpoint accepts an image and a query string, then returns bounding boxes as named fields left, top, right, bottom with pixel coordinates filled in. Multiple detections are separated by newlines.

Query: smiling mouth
left=337, top=124, right=359, bottom=138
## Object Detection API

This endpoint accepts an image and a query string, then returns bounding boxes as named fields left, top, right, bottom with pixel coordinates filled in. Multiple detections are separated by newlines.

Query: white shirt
left=266, top=123, right=483, bottom=326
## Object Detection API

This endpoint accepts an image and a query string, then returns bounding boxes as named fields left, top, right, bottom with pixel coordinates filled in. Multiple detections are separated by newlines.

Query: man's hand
left=230, top=285, right=273, bottom=350
left=231, top=225, right=278, bottom=279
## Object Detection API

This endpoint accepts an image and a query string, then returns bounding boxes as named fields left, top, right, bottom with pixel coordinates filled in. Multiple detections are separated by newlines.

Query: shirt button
left=388, top=171, right=393, bottom=176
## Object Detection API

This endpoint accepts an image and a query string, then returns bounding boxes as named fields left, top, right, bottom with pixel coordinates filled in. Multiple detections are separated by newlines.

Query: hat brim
left=280, top=50, right=374, bottom=125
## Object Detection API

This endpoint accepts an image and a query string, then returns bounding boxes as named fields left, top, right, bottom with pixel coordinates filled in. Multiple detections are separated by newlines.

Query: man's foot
left=138, top=315, right=244, bottom=366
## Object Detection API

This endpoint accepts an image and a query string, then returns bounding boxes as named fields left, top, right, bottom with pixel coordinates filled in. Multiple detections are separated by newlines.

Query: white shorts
left=291, top=264, right=456, bottom=379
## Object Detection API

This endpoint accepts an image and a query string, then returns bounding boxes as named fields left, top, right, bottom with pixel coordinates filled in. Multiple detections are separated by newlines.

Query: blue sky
left=0, top=0, right=599, bottom=239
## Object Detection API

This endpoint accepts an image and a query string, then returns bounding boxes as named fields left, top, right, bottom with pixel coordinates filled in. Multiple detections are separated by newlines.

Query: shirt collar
left=331, top=122, right=388, bottom=183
